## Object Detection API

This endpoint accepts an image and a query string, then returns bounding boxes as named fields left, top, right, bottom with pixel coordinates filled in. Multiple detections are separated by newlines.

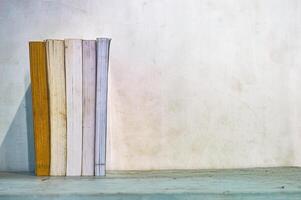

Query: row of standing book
left=29, top=38, right=111, bottom=176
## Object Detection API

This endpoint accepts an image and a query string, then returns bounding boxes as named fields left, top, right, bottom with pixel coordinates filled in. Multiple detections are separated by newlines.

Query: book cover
left=65, top=39, right=83, bottom=176
left=95, top=38, right=111, bottom=176
left=29, top=41, right=50, bottom=176
left=46, top=40, right=67, bottom=176
left=82, top=40, right=96, bottom=176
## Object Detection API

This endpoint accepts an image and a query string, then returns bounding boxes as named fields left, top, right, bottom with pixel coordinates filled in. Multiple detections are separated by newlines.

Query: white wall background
left=1, top=0, right=301, bottom=171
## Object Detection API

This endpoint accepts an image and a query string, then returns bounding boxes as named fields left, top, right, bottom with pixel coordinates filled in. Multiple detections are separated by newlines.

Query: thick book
left=82, top=40, right=96, bottom=176
left=95, top=38, right=111, bottom=176
left=29, top=42, right=50, bottom=176
left=65, top=39, right=83, bottom=176
left=46, top=40, right=67, bottom=176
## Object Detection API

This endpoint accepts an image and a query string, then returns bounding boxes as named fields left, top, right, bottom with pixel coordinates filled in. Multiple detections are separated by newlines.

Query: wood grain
left=46, top=40, right=67, bottom=176
left=82, top=40, right=96, bottom=176
left=65, top=39, right=83, bottom=176
left=95, top=38, right=111, bottom=176
left=29, top=42, right=50, bottom=176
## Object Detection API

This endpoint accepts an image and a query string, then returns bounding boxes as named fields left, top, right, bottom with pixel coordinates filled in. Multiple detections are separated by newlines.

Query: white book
left=46, top=40, right=67, bottom=176
left=82, top=40, right=96, bottom=176
left=95, top=38, right=111, bottom=176
left=65, top=39, right=83, bottom=176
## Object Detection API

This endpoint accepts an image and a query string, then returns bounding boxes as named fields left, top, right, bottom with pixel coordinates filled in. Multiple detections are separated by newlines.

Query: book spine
left=29, top=42, right=50, bottom=176
left=82, top=40, right=96, bottom=176
left=95, top=38, right=111, bottom=176
left=46, top=40, right=67, bottom=176
left=65, top=39, right=83, bottom=176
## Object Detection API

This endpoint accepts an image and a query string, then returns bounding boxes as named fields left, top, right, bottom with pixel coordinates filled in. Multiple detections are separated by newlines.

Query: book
left=95, top=38, right=111, bottom=176
left=29, top=41, right=50, bottom=176
left=46, top=40, right=67, bottom=176
left=82, top=40, right=96, bottom=176
left=65, top=39, right=83, bottom=176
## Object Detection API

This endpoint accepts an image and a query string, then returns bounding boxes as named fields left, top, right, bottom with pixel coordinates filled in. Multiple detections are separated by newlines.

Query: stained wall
left=1, top=0, right=301, bottom=171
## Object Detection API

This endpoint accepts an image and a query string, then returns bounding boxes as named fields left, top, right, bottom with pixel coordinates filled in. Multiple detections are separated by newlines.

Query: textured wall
left=1, top=0, right=301, bottom=171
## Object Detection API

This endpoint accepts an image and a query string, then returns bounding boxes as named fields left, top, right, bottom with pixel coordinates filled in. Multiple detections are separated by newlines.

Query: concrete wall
left=1, top=0, right=301, bottom=171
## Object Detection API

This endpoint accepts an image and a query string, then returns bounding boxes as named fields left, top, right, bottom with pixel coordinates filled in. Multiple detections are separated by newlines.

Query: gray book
left=82, top=40, right=97, bottom=176
left=95, top=38, right=111, bottom=176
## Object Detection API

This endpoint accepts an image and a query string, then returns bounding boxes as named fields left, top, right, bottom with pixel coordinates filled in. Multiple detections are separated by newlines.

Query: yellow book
left=29, top=41, right=50, bottom=176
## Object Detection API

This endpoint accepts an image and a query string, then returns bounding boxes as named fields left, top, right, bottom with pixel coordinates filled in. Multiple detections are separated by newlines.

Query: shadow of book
left=0, top=85, right=35, bottom=173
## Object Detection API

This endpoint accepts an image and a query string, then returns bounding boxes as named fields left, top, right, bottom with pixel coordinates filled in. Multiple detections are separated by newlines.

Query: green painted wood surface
left=1, top=167, right=301, bottom=199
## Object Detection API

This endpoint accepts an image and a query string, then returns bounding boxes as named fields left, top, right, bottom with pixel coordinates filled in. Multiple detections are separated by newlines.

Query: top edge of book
left=96, top=38, right=112, bottom=41
left=44, top=39, right=64, bottom=42
left=45, top=39, right=82, bottom=42
left=29, top=38, right=111, bottom=42
left=29, top=41, right=45, bottom=43
left=64, top=38, right=82, bottom=40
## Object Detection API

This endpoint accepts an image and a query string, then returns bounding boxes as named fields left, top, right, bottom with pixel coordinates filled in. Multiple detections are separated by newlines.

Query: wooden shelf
left=1, top=167, right=301, bottom=199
